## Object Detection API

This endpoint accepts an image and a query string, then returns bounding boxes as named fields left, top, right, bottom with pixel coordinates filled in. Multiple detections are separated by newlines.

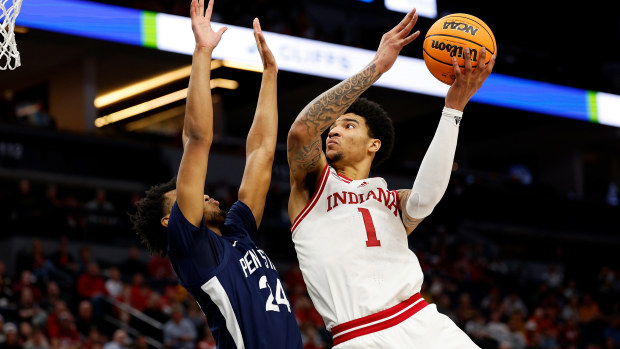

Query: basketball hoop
left=1, top=0, right=23, bottom=70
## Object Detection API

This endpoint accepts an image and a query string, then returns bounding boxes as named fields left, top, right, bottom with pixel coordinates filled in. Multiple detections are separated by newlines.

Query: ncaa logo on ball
left=441, top=21, right=479, bottom=36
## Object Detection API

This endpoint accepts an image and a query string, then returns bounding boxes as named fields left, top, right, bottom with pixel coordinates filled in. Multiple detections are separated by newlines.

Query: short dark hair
left=345, top=97, right=395, bottom=169
left=129, top=177, right=176, bottom=256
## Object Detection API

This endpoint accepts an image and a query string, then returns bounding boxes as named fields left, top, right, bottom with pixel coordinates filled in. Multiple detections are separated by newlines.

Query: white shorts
left=333, top=304, right=480, bottom=349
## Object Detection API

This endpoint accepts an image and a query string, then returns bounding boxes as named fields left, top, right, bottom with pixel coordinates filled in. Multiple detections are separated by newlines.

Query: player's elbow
left=406, top=192, right=439, bottom=219
left=287, top=122, right=311, bottom=146
left=247, top=148, right=275, bottom=167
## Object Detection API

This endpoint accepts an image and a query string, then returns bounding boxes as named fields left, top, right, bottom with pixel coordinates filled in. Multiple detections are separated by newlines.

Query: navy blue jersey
left=167, top=200, right=302, bottom=349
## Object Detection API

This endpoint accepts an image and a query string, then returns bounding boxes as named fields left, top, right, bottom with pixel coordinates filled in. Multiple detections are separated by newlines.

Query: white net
left=1, top=0, right=23, bottom=70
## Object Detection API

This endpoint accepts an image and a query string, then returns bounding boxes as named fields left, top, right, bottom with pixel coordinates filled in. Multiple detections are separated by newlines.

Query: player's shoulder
left=222, top=200, right=258, bottom=239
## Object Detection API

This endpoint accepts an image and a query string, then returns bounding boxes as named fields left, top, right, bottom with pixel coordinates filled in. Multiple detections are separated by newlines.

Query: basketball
left=423, top=13, right=496, bottom=85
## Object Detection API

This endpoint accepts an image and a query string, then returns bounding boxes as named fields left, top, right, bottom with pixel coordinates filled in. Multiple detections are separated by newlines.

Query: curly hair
left=345, top=97, right=395, bottom=169
left=129, top=177, right=176, bottom=256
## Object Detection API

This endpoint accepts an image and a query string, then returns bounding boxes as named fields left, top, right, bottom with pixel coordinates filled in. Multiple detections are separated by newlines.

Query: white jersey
left=291, top=165, right=424, bottom=330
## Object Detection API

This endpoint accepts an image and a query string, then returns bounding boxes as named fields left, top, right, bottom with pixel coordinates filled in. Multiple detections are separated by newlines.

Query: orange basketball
left=423, top=13, right=497, bottom=85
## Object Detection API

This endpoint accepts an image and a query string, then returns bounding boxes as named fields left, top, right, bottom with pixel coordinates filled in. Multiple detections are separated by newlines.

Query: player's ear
left=368, top=138, right=381, bottom=154
left=161, top=215, right=170, bottom=228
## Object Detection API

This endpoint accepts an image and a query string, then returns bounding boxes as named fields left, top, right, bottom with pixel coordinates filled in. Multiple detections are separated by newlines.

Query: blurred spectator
left=185, top=301, right=205, bottom=334
left=283, top=263, right=306, bottom=305
left=40, top=184, right=66, bottom=233
left=77, top=262, right=106, bottom=300
left=604, top=314, right=620, bottom=348
left=49, top=236, right=77, bottom=276
left=18, top=322, right=33, bottom=345
left=562, top=279, right=580, bottom=301
left=562, top=295, right=580, bottom=322
left=162, top=304, right=196, bottom=349
left=45, top=300, right=67, bottom=341
left=436, top=293, right=457, bottom=323
left=16, top=287, right=46, bottom=327
left=539, top=326, right=560, bottom=349
left=119, top=248, right=147, bottom=282
left=126, top=273, right=151, bottom=312
left=293, top=296, right=323, bottom=330
left=9, top=179, right=41, bottom=232
left=12, top=270, right=43, bottom=306
left=147, top=255, right=175, bottom=285
left=104, top=268, right=123, bottom=300
left=23, top=327, right=50, bottom=349
left=131, top=335, right=148, bottom=349
left=541, top=265, right=564, bottom=290
left=456, top=293, right=477, bottom=327
left=141, top=293, right=167, bottom=324
left=39, top=282, right=63, bottom=315
left=82, top=327, right=105, bottom=349
left=559, top=315, right=581, bottom=347
left=0, top=315, right=5, bottom=343
left=0, top=322, right=21, bottom=349
left=0, top=262, right=12, bottom=291
left=502, top=292, right=529, bottom=318
left=76, top=246, right=94, bottom=275
left=75, top=300, right=99, bottom=337
left=102, top=329, right=127, bottom=349
left=49, top=311, right=80, bottom=349
left=579, top=293, right=602, bottom=324
left=299, top=321, right=325, bottom=349
left=146, top=255, right=174, bottom=295
left=84, top=189, right=119, bottom=230
left=61, top=192, right=84, bottom=233
left=481, top=286, right=502, bottom=317
left=486, top=311, right=512, bottom=346
left=0, top=274, right=13, bottom=313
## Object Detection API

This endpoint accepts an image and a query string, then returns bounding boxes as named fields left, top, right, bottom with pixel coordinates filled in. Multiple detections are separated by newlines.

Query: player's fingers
left=476, top=47, right=487, bottom=72
left=190, top=0, right=198, bottom=18
left=401, top=30, right=420, bottom=46
left=253, top=18, right=260, bottom=38
left=451, top=56, right=462, bottom=79
left=217, top=26, right=228, bottom=37
left=398, top=12, right=418, bottom=37
left=392, top=8, right=416, bottom=34
left=463, top=47, right=472, bottom=73
left=483, top=54, right=496, bottom=77
left=205, top=0, right=214, bottom=20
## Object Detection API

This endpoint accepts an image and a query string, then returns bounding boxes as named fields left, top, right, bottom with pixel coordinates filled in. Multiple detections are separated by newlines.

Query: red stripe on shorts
left=331, top=293, right=428, bottom=346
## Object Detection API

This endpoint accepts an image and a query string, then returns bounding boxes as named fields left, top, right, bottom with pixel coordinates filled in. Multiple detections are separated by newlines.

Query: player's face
left=163, top=190, right=227, bottom=227
left=326, top=113, right=374, bottom=167
left=202, top=194, right=227, bottom=226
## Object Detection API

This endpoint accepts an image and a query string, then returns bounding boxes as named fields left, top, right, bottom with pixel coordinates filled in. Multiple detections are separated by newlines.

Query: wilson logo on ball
left=430, top=40, right=479, bottom=61
left=441, top=21, right=479, bottom=35
left=423, top=13, right=496, bottom=85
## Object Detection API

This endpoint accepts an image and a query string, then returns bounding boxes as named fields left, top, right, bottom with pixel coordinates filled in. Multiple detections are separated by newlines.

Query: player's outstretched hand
left=372, top=8, right=420, bottom=74
left=253, top=18, right=277, bottom=72
left=191, top=0, right=227, bottom=50
left=445, top=47, right=496, bottom=111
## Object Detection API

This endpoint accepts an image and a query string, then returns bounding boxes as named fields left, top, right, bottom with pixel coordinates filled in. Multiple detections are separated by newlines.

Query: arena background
left=0, top=0, right=619, bottom=348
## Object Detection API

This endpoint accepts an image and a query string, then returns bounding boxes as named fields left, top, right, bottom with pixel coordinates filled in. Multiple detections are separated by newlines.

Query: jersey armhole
left=291, top=164, right=330, bottom=233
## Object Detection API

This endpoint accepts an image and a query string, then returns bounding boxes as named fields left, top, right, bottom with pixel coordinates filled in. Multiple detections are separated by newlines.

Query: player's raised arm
left=286, top=8, right=420, bottom=222
left=237, top=18, right=278, bottom=227
left=176, top=0, right=227, bottom=228
left=399, top=47, right=496, bottom=235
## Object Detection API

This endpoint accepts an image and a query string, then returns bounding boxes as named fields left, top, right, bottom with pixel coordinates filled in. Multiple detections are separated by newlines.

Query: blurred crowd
left=0, top=174, right=619, bottom=349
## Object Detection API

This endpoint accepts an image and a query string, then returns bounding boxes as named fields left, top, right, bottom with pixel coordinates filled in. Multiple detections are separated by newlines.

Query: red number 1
left=358, top=207, right=381, bottom=247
